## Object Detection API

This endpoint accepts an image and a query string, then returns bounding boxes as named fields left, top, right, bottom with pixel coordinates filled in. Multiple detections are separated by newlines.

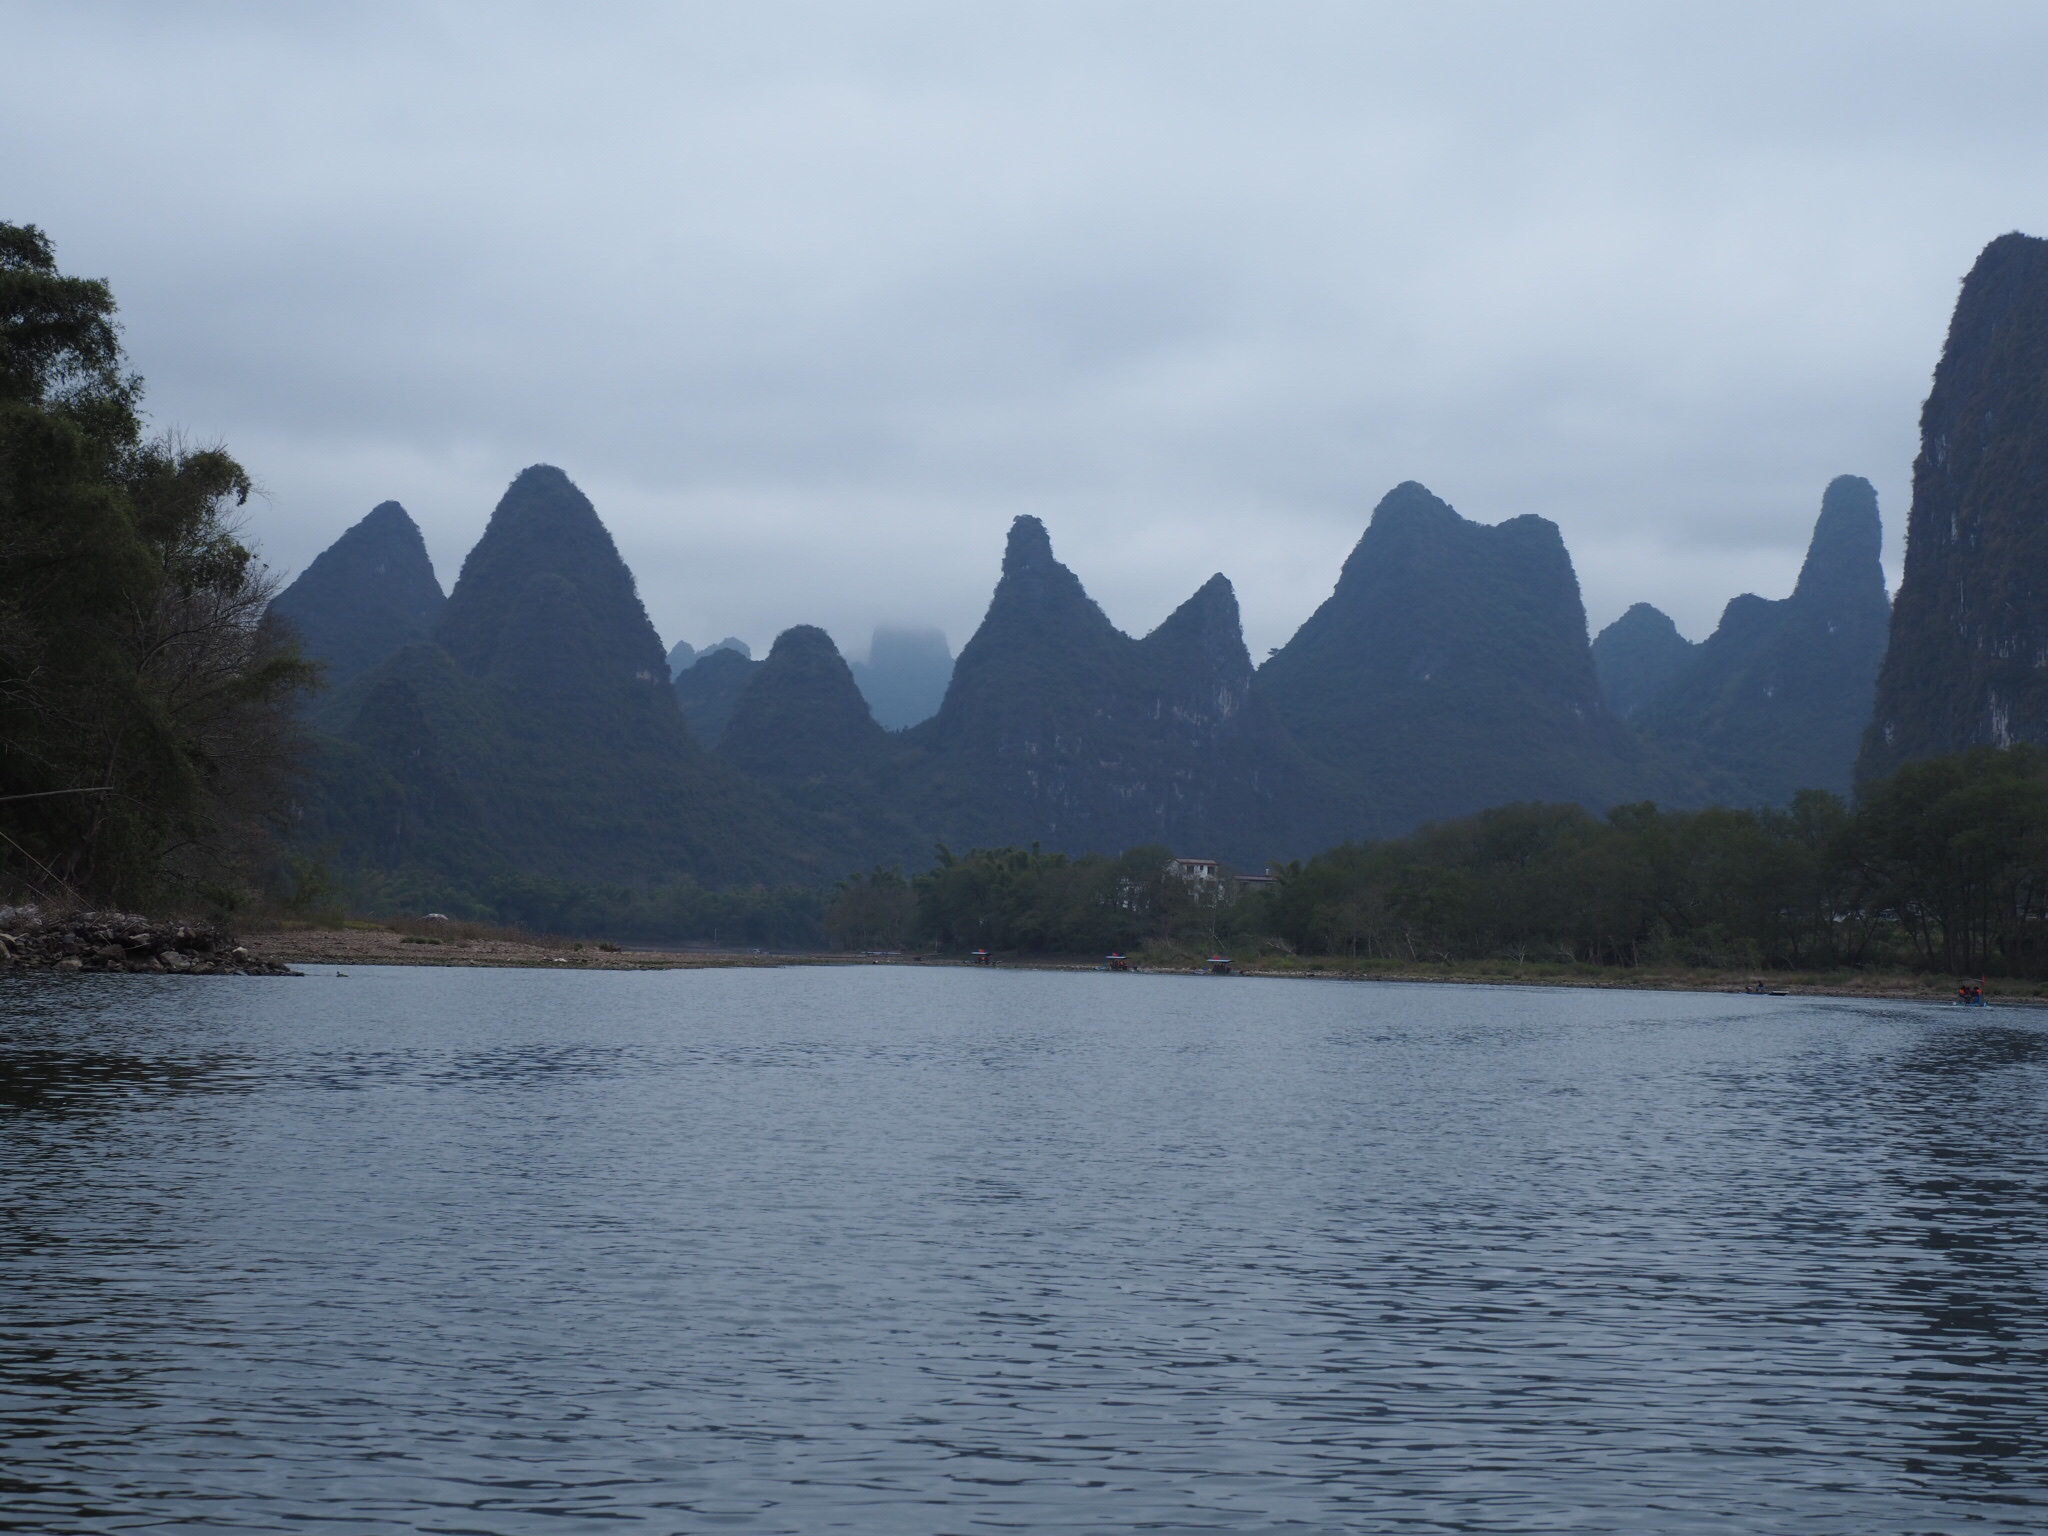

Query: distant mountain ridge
left=897, top=517, right=1336, bottom=862
left=1614, top=476, right=1891, bottom=803
left=275, top=432, right=1947, bottom=903
left=285, top=466, right=835, bottom=892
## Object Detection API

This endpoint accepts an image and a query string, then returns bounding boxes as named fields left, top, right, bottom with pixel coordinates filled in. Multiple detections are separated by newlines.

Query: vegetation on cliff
left=1592, top=603, right=1695, bottom=719
left=1258, top=481, right=1657, bottom=836
left=1628, top=476, right=1891, bottom=803
left=1863, top=231, right=2048, bottom=780
left=267, top=501, right=444, bottom=693
left=872, top=747, right=2048, bottom=980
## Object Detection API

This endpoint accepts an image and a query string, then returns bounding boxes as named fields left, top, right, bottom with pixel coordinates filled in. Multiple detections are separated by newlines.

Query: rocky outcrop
left=1862, top=232, right=2048, bottom=781
left=1592, top=604, right=1696, bottom=719
left=1257, top=481, right=1649, bottom=835
left=0, top=908, right=294, bottom=974
left=267, top=501, right=444, bottom=691
left=1634, top=475, right=1890, bottom=802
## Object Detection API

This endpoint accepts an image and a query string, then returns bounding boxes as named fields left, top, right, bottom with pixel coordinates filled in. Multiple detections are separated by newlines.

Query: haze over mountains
left=267, top=231, right=2048, bottom=904
left=275, top=470, right=1885, bottom=896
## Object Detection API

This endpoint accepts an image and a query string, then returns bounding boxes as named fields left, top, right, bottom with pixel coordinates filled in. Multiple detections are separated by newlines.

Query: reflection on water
left=3, top=969, right=2047, bottom=1532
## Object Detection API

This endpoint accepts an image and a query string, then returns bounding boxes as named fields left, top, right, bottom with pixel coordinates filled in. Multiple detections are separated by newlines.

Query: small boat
left=1206, top=954, right=1233, bottom=975
left=1105, top=953, right=1131, bottom=971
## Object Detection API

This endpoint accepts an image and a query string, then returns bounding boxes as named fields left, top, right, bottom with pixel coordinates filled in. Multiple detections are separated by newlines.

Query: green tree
left=824, top=867, right=918, bottom=950
left=0, top=223, right=311, bottom=905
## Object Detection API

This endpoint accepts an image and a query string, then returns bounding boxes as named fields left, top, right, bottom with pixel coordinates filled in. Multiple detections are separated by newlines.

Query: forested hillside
left=1257, top=480, right=1660, bottom=833
left=1622, top=476, right=1890, bottom=803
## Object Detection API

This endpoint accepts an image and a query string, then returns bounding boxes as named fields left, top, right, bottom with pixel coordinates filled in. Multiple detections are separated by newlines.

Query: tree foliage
left=0, top=223, right=310, bottom=906
left=1239, top=746, right=2048, bottom=977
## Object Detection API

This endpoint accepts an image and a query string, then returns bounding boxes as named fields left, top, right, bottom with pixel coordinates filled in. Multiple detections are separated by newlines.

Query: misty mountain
left=720, top=626, right=890, bottom=781
left=267, top=501, right=444, bottom=692
left=1592, top=604, right=1696, bottom=719
left=715, top=625, right=929, bottom=867
left=1862, top=232, right=2048, bottom=780
left=850, top=626, right=954, bottom=730
left=1257, top=481, right=1651, bottom=834
left=1628, top=476, right=1890, bottom=803
left=285, top=459, right=1938, bottom=912
left=668, top=635, right=751, bottom=681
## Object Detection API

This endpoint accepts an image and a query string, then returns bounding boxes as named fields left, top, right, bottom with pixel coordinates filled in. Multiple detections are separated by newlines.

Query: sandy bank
left=239, top=929, right=2044, bottom=1006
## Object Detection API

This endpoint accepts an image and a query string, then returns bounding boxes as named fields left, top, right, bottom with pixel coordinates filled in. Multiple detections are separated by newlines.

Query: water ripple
left=2, top=969, right=2045, bottom=1531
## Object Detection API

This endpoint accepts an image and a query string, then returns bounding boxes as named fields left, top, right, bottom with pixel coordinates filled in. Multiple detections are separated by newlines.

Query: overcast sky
left=9, top=2, right=2048, bottom=660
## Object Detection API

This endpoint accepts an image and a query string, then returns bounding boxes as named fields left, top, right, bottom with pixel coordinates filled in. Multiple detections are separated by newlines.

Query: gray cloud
left=9, top=0, right=2048, bottom=658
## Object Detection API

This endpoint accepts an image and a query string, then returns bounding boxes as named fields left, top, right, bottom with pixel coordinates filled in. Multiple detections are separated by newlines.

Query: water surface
left=2, top=967, right=2044, bottom=1532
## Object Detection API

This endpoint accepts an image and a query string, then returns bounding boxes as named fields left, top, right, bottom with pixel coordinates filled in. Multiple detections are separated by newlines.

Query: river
left=3, top=966, right=2044, bottom=1532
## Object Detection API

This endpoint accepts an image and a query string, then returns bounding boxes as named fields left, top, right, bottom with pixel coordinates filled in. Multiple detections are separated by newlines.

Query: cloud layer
left=10, top=1, right=2048, bottom=658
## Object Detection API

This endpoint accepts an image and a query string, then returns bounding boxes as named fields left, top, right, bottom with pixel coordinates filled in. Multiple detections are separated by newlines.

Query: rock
left=1862, top=231, right=2048, bottom=778
left=0, top=908, right=294, bottom=976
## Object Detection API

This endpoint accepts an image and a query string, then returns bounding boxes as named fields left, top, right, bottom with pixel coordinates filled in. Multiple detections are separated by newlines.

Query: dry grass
left=384, top=914, right=572, bottom=947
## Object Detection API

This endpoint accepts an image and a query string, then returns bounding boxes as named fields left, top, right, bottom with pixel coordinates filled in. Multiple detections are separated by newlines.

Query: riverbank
left=247, top=922, right=811, bottom=970
left=0, top=907, right=295, bottom=975
left=237, top=923, right=2046, bottom=1005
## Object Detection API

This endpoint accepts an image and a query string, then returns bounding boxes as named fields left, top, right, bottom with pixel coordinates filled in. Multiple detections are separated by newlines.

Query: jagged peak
left=438, top=465, right=665, bottom=684
left=762, top=623, right=843, bottom=665
left=1602, top=602, right=1687, bottom=642
left=974, top=513, right=1118, bottom=636
left=1147, top=573, right=1240, bottom=642
left=297, top=498, right=434, bottom=570
left=357, top=498, right=419, bottom=533
left=718, top=623, right=884, bottom=777
left=1366, top=480, right=1458, bottom=532
left=1964, top=230, right=2048, bottom=287
left=1792, top=474, right=1883, bottom=606
left=1144, top=573, right=1251, bottom=685
left=485, top=464, right=603, bottom=539
left=267, top=497, right=445, bottom=692
left=1003, top=514, right=1056, bottom=575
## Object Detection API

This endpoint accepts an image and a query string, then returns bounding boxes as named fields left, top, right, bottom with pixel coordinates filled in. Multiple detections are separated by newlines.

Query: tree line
left=830, top=745, right=2048, bottom=977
